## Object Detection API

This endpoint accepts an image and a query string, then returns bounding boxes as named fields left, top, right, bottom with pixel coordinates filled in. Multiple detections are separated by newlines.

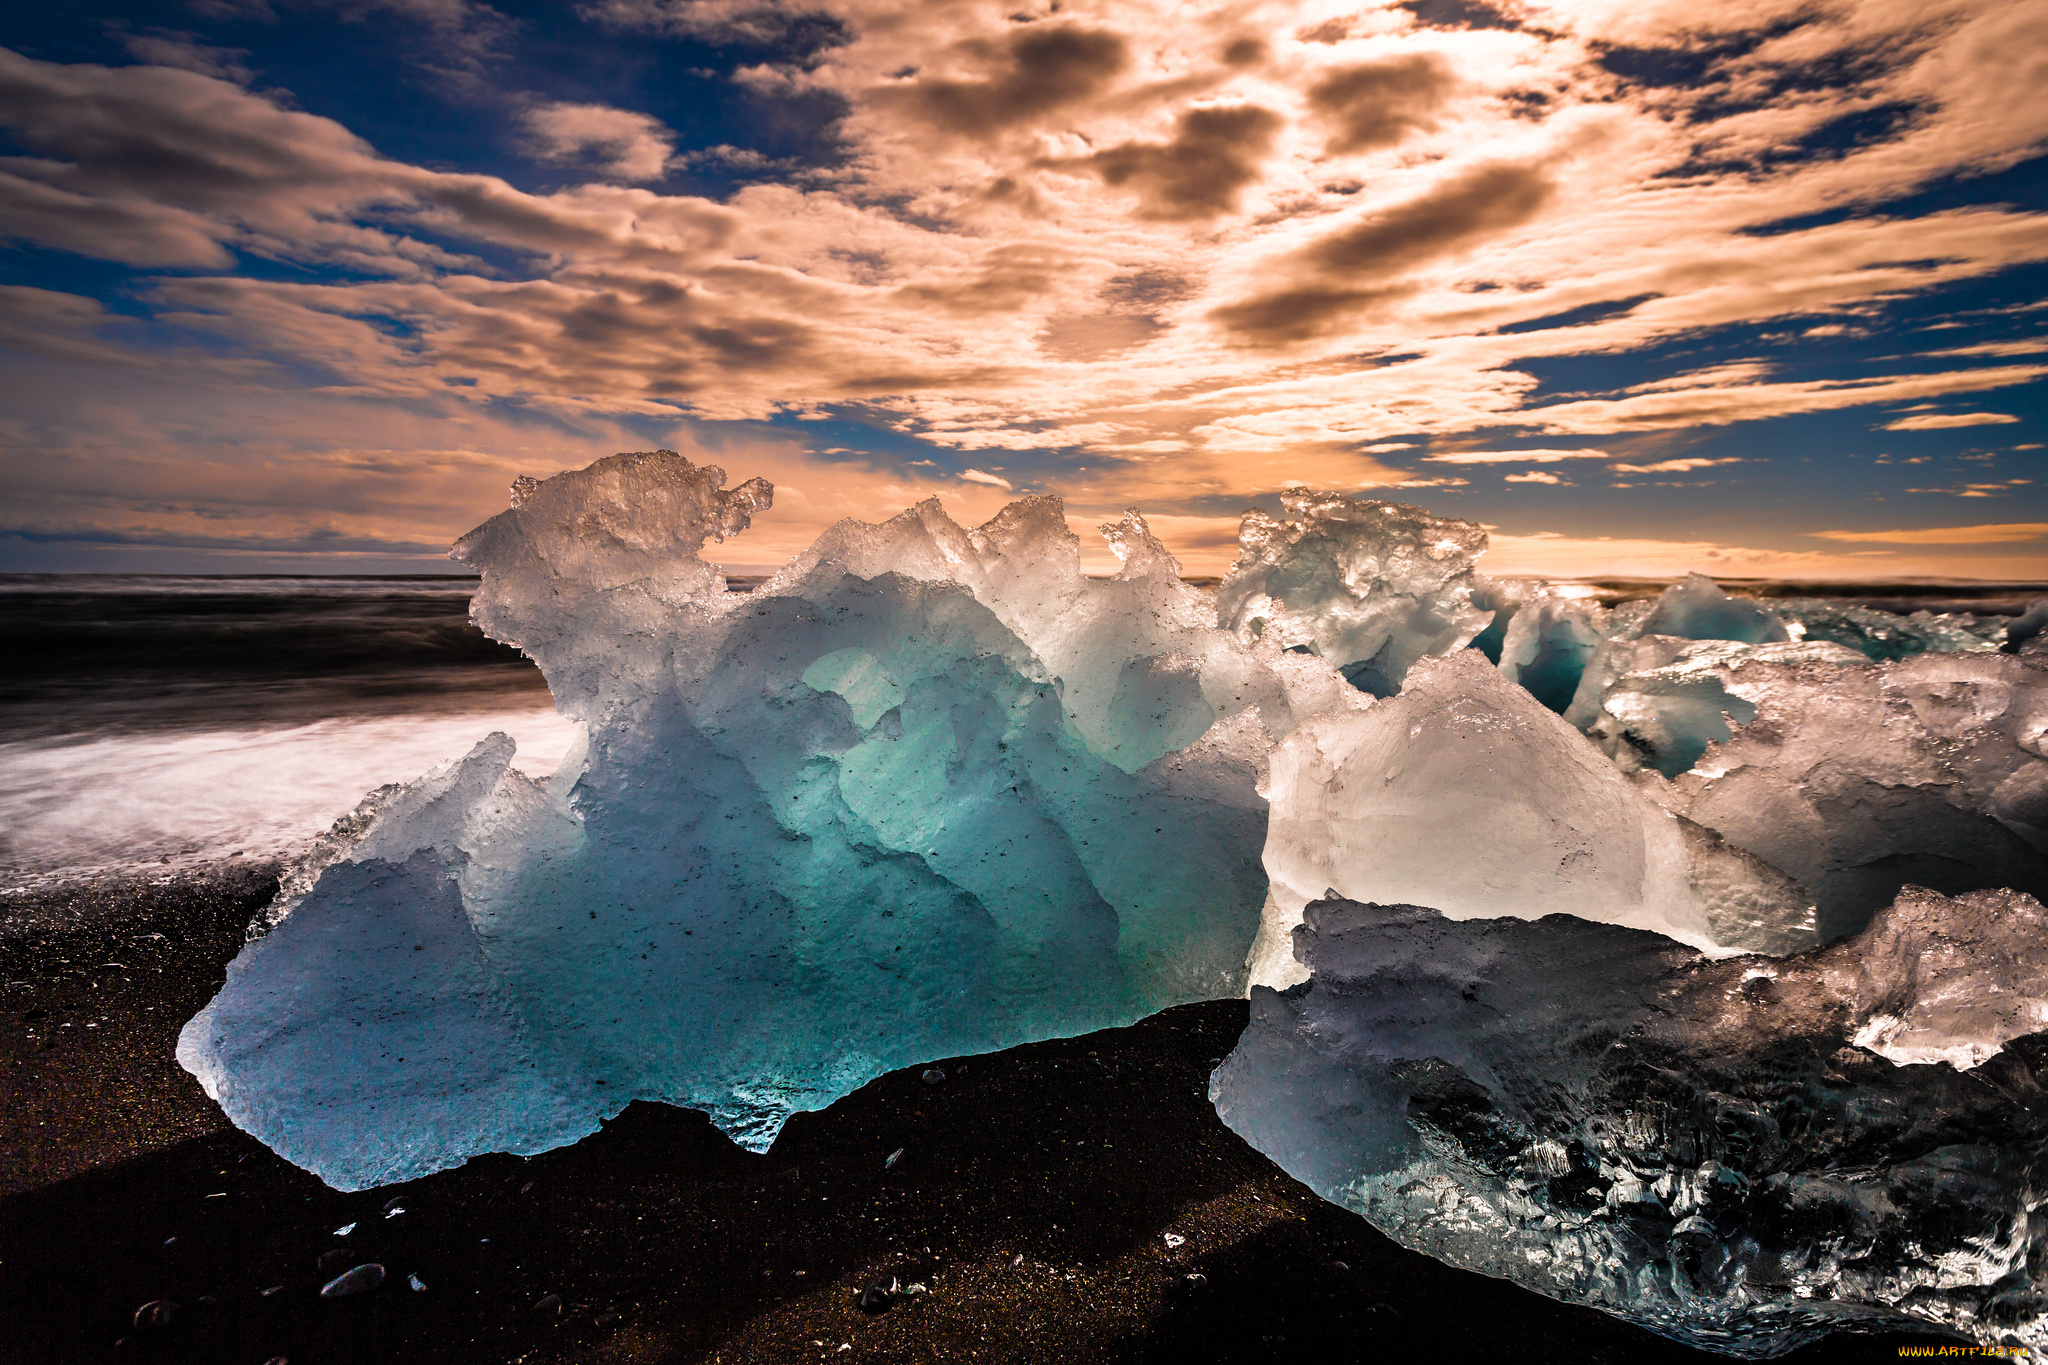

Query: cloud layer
left=0, top=0, right=2044, bottom=573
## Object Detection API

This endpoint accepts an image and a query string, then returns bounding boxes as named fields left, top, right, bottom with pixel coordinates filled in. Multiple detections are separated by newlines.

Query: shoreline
left=2, top=869, right=1959, bottom=1363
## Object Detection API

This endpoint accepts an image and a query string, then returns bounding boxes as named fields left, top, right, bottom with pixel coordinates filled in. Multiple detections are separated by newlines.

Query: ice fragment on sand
left=320, top=1264, right=385, bottom=1298
left=1214, top=491, right=1491, bottom=696
left=1250, top=651, right=1816, bottom=989
left=1213, top=887, right=2048, bottom=1355
left=181, top=451, right=1322, bottom=1189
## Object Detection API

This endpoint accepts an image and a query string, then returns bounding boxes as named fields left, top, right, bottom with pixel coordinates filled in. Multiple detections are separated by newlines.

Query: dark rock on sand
left=318, top=1265, right=384, bottom=1298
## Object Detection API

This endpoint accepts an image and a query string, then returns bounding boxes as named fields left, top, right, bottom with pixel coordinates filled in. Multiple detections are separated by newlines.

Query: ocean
left=1, top=572, right=2039, bottom=893
left=0, top=574, right=577, bottom=888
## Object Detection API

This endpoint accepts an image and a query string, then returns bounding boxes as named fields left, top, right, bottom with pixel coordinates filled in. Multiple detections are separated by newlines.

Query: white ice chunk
left=1214, top=491, right=1491, bottom=696
left=1254, top=651, right=1816, bottom=985
left=1578, top=638, right=1869, bottom=778
left=1675, top=649, right=2048, bottom=939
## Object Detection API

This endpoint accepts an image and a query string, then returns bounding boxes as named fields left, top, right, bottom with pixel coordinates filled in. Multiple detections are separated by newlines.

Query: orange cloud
left=1880, top=412, right=2022, bottom=430
left=1811, top=523, right=2048, bottom=545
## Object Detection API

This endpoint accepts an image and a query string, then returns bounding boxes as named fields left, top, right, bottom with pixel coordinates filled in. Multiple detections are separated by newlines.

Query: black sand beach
left=1, top=869, right=1957, bottom=1364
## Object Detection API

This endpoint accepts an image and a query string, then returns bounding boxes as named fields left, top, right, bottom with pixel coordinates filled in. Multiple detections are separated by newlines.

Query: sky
left=0, top=0, right=2044, bottom=580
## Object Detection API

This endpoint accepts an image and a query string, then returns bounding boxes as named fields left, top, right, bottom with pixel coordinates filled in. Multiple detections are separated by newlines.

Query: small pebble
left=534, top=1293, right=563, bottom=1314
left=1163, top=1233, right=1186, bottom=1248
left=319, top=1263, right=385, bottom=1298
left=921, top=1068, right=946, bottom=1085
left=132, top=1300, right=177, bottom=1331
left=1181, top=1273, right=1209, bottom=1293
left=195, top=1295, right=217, bottom=1309
left=595, top=1311, right=621, bottom=1328
left=333, top=1223, right=355, bottom=1237
left=902, top=1282, right=929, bottom=1297
left=885, top=1148, right=904, bottom=1170
left=317, top=1249, right=353, bottom=1275
left=260, top=1285, right=285, bottom=1298
left=264, top=1358, right=288, bottom=1365
left=408, top=1273, right=427, bottom=1293
left=382, top=1196, right=406, bottom=1214
left=1330, top=1260, right=1350, bottom=1273
left=857, top=1277, right=898, bottom=1313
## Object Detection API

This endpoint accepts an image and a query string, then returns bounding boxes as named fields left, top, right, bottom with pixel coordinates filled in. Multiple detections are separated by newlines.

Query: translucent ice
left=181, top=451, right=1334, bottom=1189
left=1250, top=650, right=1817, bottom=991
left=1638, top=573, right=1791, bottom=645
left=1672, top=649, right=2048, bottom=940
left=1213, top=490, right=1492, bottom=696
left=1212, top=888, right=2048, bottom=1356
left=1576, top=638, right=1871, bottom=779
left=1771, top=597, right=2001, bottom=662
left=761, top=497, right=1359, bottom=771
left=2010, top=598, right=2048, bottom=655
left=1496, top=588, right=1608, bottom=714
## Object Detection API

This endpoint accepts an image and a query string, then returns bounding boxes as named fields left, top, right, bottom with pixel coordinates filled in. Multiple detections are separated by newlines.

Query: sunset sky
left=1, top=0, right=2043, bottom=579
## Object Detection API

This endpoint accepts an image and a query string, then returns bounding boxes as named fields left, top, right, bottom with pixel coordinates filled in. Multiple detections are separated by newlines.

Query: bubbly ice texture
left=1671, top=649, right=2048, bottom=941
left=1213, top=887, right=2048, bottom=1356
left=180, top=451, right=1358, bottom=1188
left=1213, top=490, right=1491, bottom=696
left=1250, top=651, right=1818, bottom=991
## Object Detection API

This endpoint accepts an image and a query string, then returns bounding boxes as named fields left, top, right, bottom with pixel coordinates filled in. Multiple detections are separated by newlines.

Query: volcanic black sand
left=1, top=869, right=1956, bottom=1364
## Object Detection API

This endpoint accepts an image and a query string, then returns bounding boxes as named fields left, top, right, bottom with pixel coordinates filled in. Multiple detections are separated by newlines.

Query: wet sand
left=1, top=869, right=1955, bottom=1364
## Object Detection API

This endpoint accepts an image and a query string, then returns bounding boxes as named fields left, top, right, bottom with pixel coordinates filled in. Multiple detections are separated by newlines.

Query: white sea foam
left=0, top=706, right=581, bottom=885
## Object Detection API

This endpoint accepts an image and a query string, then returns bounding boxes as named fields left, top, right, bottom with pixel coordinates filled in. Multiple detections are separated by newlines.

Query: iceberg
left=1561, top=575, right=1790, bottom=732
left=173, top=452, right=2048, bottom=1358
left=180, top=451, right=1354, bottom=1189
left=1576, top=638, right=1870, bottom=779
left=1213, top=887, right=2048, bottom=1356
left=1636, top=572, right=1791, bottom=645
